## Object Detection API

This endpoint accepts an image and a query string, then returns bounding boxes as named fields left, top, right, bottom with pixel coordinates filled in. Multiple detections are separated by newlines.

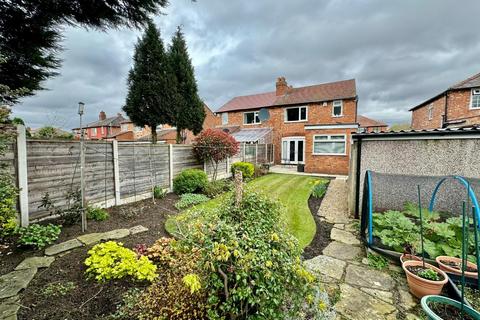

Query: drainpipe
left=354, top=137, right=362, bottom=219
left=442, top=90, right=449, bottom=128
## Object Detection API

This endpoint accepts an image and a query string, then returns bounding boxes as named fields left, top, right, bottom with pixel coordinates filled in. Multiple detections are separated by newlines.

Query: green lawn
left=165, top=173, right=327, bottom=249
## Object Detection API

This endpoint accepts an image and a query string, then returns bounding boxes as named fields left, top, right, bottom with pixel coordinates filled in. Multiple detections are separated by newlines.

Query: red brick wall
left=304, top=128, right=356, bottom=175
left=411, top=89, right=480, bottom=129
left=219, top=98, right=357, bottom=174
left=203, top=106, right=221, bottom=130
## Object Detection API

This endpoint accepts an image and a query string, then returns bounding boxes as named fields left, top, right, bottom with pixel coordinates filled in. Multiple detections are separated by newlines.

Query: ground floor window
left=313, top=134, right=346, bottom=155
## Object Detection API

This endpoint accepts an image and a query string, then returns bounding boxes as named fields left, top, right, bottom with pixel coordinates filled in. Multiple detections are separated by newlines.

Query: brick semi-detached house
left=216, top=77, right=363, bottom=175
left=410, top=72, right=480, bottom=130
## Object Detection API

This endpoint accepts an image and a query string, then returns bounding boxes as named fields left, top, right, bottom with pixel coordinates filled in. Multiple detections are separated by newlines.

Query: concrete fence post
left=169, top=144, right=174, bottom=191
left=112, top=140, right=121, bottom=206
left=16, top=125, right=29, bottom=227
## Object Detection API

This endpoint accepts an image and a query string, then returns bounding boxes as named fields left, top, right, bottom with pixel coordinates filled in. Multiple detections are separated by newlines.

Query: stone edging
left=0, top=225, right=148, bottom=320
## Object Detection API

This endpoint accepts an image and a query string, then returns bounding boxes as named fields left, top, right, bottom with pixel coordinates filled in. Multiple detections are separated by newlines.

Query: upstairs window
left=91, top=128, right=97, bottom=136
left=222, top=112, right=228, bottom=125
left=285, top=106, right=307, bottom=122
left=244, top=111, right=260, bottom=124
left=428, top=105, right=434, bottom=120
left=471, top=89, right=480, bottom=109
left=332, top=100, right=343, bottom=117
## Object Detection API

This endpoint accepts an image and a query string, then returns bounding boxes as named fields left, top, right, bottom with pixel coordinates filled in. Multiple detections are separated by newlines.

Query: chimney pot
left=276, top=77, right=289, bottom=96
left=99, top=111, right=106, bottom=120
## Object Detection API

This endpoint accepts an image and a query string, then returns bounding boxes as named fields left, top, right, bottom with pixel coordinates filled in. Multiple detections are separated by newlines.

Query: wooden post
left=234, top=170, right=243, bottom=206
left=169, top=144, right=174, bottom=191
left=112, top=140, right=121, bottom=206
left=16, top=125, right=29, bottom=227
left=265, top=144, right=268, bottom=163
left=255, top=144, right=258, bottom=164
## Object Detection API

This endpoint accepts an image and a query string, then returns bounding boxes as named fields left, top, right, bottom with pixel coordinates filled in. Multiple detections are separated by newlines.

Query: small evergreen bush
left=173, top=169, right=208, bottom=194
left=84, top=241, right=157, bottom=282
left=153, top=186, right=167, bottom=199
left=87, top=207, right=109, bottom=221
left=17, top=223, right=61, bottom=249
left=175, top=193, right=210, bottom=210
left=311, top=181, right=328, bottom=198
left=230, top=161, right=254, bottom=179
left=203, top=179, right=232, bottom=198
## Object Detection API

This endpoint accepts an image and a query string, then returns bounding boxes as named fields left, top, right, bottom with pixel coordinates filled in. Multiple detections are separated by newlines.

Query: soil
left=428, top=301, right=476, bottom=320
left=0, top=194, right=179, bottom=275
left=406, top=265, right=445, bottom=281
left=7, top=195, right=179, bottom=320
left=302, top=183, right=333, bottom=260
left=440, top=260, right=478, bottom=273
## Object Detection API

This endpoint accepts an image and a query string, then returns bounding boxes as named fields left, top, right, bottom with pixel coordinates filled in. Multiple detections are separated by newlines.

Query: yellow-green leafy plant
left=86, top=206, right=109, bottom=221
left=84, top=241, right=157, bottom=282
left=0, top=168, right=18, bottom=238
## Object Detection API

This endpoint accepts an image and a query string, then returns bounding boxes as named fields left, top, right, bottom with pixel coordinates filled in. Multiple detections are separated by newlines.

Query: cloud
left=13, top=0, right=480, bottom=128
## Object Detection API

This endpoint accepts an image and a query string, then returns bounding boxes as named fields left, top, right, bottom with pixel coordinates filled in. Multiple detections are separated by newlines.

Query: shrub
left=193, top=129, right=239, bottom=181
left=87, top=207, right=109, bottom=221
left=176, top=189, right=331, bottom=319
left=254, top=163, right=269, bottom=178
left=138, top=241, right=208, bottom=320
left=203, top=179, right=233, bottom=198
left=17, top=223, right=61, bottom=249
left=311, top=180, right=328, bottom=198
left=173, top=169, right=208, bottom=194
left=38, top=190, right=83, bottom=225
left=0, top=171, right=18, bottom=238
left=230, top=161, right=254, bottom=179
left=153, top=185, right=167, bottom=199
left=84, top=241, right=157, bottom=282
left=175, top=193, right=210, bottom=210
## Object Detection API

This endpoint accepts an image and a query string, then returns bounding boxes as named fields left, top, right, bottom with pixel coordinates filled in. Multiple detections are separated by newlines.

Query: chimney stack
left=276, top=77, right=288, bottom=96
left=99, top=111, right=106, bottom=120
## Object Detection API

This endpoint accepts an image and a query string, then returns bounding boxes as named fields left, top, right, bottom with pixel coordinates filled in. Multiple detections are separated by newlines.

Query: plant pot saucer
left=421, top=295, right=480, bottom=320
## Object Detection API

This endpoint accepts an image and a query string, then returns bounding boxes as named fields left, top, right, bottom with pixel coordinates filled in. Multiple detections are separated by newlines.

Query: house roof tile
left=217, top=79, right=356, bottom=112
left=357, top=115, right=388, bottom=128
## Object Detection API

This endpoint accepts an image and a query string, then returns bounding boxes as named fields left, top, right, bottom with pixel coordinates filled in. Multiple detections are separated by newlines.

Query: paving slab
left=15, top=256, right=55, bottom=270
left=103, top=229, right=130, bottom=240
left=360, top=287, right=394, bottom=304
left=345, top=264, right=395, bottom=291
left=129, top=225, right=148, bottom=235
left=0, top=296, right=19, bottom=320
left=45, top=239, right=83, bottom=256
left=77, top=233, right=105, bottom=245
left=322, top=241, right=362, bottom=261
left=304, top=255, right=346, bottom=281
left=330, top=228, right=360, bottom=245
left=335, top=284, right=396, bottom=320
left=398, top=287, right=417, bottom=311
left=0, top=268, right=37, bottom=299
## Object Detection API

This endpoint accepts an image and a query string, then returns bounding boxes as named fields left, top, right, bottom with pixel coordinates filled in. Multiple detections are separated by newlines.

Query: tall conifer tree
left=123, top=21, right=173, bottom=144
left=168, top=26, right=205, bottom=143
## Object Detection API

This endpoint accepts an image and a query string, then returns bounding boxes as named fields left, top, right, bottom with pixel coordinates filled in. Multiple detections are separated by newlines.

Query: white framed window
left=332, top=100, right=343, bottom=117
left=428, top=105, right=434, bottom=120
left=471, top=88, right=480, bottom=109
left=313, top=135, right=346, bottom=155
left=222, top=112, right=228, bottom=125
left=285, top=106, right=308, bottom=122
left=91, top=128, right=97, bottom=136
left=243, top=111, right=260, bottom=124
left=121, top=124, right=128, bottom=131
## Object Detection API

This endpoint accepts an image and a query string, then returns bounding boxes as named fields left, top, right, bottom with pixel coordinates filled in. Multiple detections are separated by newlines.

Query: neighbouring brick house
left=410, top=72, right=480, bottom=130
left=357, top=115, right=388, bottom=133
left=216, top=77, right=360, bottom=175
left=73, top=111, right=124, bottom=140
left=107, top=118, right=152, bottom=141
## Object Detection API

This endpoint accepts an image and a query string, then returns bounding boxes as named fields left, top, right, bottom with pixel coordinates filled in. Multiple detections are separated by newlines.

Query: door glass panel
left=289, top=141, right=295, bottom=162
left=282, top=141, right=288, bottom=162
left=298, top=141, right=304, bottom=162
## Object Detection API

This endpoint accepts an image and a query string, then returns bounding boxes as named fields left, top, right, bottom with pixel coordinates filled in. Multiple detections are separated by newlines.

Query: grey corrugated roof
left=231, top=128, right=272, bottom=142
left=353, top=124, right=480, bottom=139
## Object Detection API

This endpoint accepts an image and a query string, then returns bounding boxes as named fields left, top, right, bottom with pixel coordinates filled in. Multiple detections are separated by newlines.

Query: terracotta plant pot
left=436, top=256, right=478, bottom=279
left=402, top=260, right=448, bottom=299
left=400, top=253, right=422, bottom=265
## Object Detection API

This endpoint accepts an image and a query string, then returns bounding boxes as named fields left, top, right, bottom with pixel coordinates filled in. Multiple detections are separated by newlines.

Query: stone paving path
left=0, top=225, right=148, bottom=320
left=305, top=179, right=420, bottom=320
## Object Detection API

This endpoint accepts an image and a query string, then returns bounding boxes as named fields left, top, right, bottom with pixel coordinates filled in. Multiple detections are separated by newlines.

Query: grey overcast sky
left=13, top=0, right=480, bottom=130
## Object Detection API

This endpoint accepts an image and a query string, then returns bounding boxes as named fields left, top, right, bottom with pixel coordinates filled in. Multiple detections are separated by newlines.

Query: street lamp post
left=78, top=102, right=87, bottom=232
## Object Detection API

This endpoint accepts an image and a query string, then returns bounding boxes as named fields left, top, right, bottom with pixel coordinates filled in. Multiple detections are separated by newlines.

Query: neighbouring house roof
left=217, top=79, right=356, bottom=113
left=138, top=128, right=178, bottom=141
left=73, top=114, right=125, bottom=130
left=410, top=72, right=480, bottom=111
left=230, top=128, right=273, bottom=143
left=357, top=115, right=388, bottom=128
